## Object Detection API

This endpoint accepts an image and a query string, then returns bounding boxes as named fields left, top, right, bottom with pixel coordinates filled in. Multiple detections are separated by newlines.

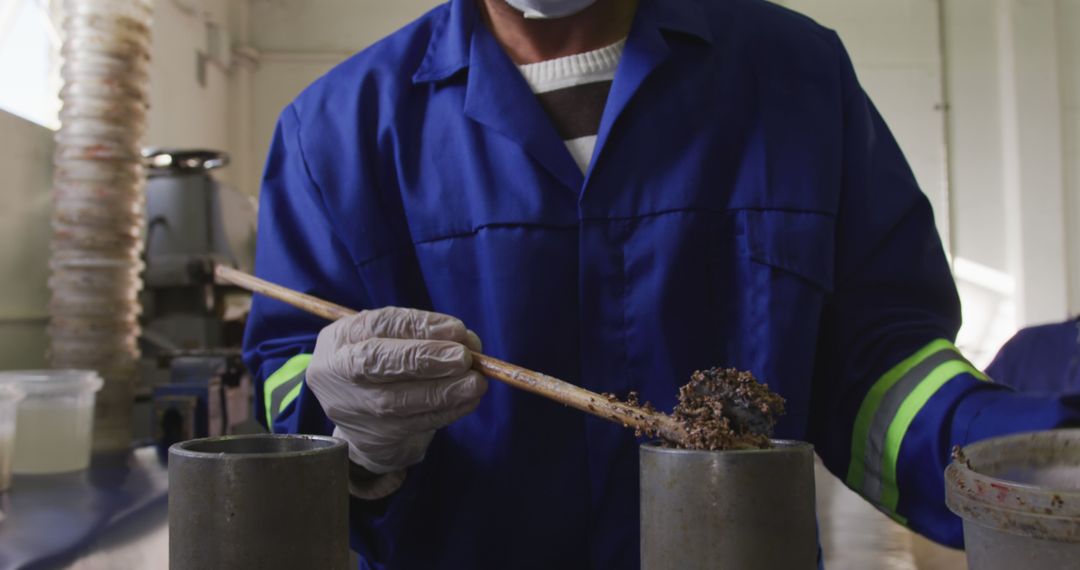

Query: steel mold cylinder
left=640, top=440, right=817, bottom=570
left=169, top=434, right=350, bottom=570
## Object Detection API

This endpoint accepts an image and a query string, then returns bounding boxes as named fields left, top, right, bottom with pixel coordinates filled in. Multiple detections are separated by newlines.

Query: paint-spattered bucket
left=946, top=429, right=1080, bottom=570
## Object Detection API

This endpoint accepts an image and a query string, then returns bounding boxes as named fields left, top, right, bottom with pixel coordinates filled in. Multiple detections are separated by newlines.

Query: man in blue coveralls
left=242, top=0, right=1080, bottom=568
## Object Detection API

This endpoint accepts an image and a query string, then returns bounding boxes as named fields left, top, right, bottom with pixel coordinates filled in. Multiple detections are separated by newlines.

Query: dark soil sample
left=951, top=444, right=972, bottom=469
left=671, top=367, right=786, bottom=450
left=599, top=391, right=659, bottom=437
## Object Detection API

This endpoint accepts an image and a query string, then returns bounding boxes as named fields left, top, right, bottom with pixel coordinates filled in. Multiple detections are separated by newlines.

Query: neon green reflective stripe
left=845, top=339, right=956, bottom=490
left=263, top=354, right=312, bottom=427
left=879, top=359, right=982, bottom=519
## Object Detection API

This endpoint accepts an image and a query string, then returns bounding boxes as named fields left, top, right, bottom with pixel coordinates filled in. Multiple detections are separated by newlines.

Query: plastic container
left=0, top=370, right=104, bottom=474
left=945, top=429, right=1080, bottom=570
left=0, top=384, right=25, bottom=491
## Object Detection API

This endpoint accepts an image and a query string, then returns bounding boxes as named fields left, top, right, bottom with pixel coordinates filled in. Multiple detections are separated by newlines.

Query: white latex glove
left=306, top=307, right=487, bottom=498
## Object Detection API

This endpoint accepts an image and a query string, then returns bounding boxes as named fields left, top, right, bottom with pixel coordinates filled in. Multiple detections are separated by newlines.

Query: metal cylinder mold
left=50, top=0, right=153, bottom=452
left=169, top=435, right=350, bottom=570
left=640, top=440, right=817, bottom=570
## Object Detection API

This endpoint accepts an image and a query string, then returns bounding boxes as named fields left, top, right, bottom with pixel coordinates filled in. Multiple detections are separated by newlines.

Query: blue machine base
left=0, top=447, right=168, bottom=570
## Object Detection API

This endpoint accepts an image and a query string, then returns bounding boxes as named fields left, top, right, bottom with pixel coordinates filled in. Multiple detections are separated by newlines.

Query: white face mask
left=504, top=0, right=598, bottom=19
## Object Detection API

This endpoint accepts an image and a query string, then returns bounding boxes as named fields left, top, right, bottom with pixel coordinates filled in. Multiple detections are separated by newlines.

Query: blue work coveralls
left=242, top=0, right=1080, bottom=567
left=987, top=318, right=1080, bottom=394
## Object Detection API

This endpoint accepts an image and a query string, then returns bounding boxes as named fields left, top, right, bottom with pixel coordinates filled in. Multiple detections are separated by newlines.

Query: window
left=0, top=0, right=60, bottom=129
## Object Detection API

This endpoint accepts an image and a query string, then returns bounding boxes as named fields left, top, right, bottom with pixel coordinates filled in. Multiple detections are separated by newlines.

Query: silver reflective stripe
left=269, top=371, right=304, bottom=423
left=859, top=347, right=961, bottom=502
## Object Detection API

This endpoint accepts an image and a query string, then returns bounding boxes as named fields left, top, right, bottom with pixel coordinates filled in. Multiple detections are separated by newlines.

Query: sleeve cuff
left=347, top=461, right=407, bottom=500
left=952, top=385, right=1080, bottom=445
left=332, top=426, right=407, bottom=500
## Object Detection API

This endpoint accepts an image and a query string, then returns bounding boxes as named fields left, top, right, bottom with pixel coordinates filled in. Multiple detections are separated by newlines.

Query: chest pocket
left=706, top=207, right=835, bottom=424
left=737, top=208, right=835, bottom=293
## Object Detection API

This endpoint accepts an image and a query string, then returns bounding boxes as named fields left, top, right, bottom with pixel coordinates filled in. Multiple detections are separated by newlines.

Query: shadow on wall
left=0, top=110, right=54, bottom=369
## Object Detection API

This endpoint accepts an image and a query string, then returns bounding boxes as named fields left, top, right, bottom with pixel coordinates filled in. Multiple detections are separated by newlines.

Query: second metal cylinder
left=640, top=440, right=817, bottom=570
left=169, top=434, right=349, bottom=570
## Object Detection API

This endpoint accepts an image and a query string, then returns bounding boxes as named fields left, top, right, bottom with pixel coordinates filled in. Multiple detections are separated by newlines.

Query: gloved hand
left=306, top=307, right=487, bottom=498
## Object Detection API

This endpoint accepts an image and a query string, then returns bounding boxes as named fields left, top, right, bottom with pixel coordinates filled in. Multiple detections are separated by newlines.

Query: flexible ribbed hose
left=49, top=0, right=152, bottom=452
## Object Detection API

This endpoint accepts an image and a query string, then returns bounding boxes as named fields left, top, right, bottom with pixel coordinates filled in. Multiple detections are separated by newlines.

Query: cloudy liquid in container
left=13, top=401, right=94, bottom=473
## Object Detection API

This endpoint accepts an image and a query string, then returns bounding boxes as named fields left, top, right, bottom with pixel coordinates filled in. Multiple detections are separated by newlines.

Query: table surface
left=0, top=449, right=968, bottom=570
left=0, top=447, right=169, bottom=570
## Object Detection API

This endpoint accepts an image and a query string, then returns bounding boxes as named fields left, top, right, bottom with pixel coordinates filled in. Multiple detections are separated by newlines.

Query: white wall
left=0, top=111, right=53, bottom=369
left=944, top=0, right=1078, bottom=363
left=247, top=0, right=440, bottom=53
left=145, top=0, right=241, bottom=187
left=944, top=0, right=1018, bottom=361
left=238, top=0, right=440, bottom=196
left=1060, top=0, right=1080, bottom=318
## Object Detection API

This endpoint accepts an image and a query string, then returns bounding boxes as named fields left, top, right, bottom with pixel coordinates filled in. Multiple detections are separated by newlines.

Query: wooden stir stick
left=215, top=265, right=689, bottom=445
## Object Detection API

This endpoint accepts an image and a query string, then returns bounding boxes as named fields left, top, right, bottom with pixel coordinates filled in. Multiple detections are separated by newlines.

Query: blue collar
left=412, top=0, right=714, bottom=84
